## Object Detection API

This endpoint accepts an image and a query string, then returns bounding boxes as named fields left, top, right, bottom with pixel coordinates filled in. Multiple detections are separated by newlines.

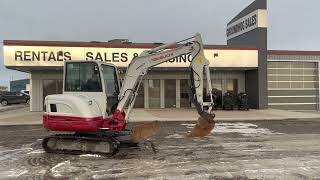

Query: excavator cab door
left=100, top=64, right=121, bottom=115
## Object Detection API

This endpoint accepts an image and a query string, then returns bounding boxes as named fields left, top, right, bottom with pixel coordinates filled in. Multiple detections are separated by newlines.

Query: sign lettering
left=3, top=46, right=258, bottom=68
left=226, top=9, right=267, bottom=40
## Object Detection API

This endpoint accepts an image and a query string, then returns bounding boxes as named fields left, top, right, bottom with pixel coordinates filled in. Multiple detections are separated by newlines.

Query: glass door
left=165, top=79, right=176, bottom=108
left=180, top=79, right=191, bottom=108
left=148, top=79, right=160, bottom=108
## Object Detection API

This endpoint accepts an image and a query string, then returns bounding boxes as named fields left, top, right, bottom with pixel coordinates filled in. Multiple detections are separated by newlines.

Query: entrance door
left=212, top=80, right=223, bottom=107
left=165, top=79, right=176, bottom=108
left=148, top=79, right=160, bottom=108
left=134, top=81, right=144, bottom=108
left=180, top=79, right=191, bottom=108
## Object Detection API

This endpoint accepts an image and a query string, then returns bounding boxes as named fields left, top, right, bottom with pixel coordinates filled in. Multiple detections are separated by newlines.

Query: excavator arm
left=112, top=33, right=215, bottom=140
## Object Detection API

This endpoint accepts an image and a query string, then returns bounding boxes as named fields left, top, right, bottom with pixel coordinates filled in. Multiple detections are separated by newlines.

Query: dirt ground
left=0, top=120, right=319, bottom=179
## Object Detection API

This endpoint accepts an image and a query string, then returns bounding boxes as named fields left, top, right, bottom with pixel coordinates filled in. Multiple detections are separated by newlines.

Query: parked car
left=21, top=90, right=30, bottom=95
left=0, top=91, right=30, bottom=106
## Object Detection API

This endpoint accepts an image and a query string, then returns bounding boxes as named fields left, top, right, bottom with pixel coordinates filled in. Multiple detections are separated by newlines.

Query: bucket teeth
left=188, top=111, right=215, bottom=137
left=131, top=121, right=161, bottom=143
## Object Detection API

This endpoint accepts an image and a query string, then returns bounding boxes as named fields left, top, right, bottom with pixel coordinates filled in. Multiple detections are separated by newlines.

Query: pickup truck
left=0, top=91, right=30, bottom=106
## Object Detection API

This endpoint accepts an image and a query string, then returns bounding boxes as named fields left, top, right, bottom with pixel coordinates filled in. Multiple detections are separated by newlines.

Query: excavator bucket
left=188, top=111, right=215, bottom=137
left=131, top=121, right=161, bottom=143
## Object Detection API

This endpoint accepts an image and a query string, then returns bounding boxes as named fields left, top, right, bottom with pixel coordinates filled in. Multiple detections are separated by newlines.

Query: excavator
left=42, top=33, right=216, bottom=156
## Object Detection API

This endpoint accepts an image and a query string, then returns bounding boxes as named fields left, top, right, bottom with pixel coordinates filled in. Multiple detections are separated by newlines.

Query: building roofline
left=227, top=0, right=267, bottom=26
left=3, top=40, right=258, bottom=51
left=268, top=50, right=320, bottom=56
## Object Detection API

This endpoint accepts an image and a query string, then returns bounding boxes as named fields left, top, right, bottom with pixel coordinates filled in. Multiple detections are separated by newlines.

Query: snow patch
left=51, top=161, right=71, bottom=177
left=213, top=123, right=283, bottom=137
left=0, top=148, right=33, bottom=153
left=26, top=149, right=45, bottom=154
left=165, top=134, right=185, bottom=139
left=180, top=123, right=195, bottom=129
left=50, top=160, right=92, bottom=177
left=80, top=154, right=102, bottom=158
left=0, top=169, right=28, bottom=178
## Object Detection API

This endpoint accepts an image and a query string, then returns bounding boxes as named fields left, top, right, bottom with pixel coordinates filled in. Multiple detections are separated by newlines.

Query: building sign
left=226, top=9, right=268, bottom=40
left=3, top=45, right=258, bottom=68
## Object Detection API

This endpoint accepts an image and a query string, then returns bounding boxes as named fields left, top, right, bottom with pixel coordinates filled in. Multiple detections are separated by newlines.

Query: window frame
left=101, top=64, right=120, bottom=97
left=64, top=62, right=103, bottom=92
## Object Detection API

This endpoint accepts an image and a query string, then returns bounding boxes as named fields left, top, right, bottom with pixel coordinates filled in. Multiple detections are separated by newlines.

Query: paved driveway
left=0, top=104, right=28, bottom=112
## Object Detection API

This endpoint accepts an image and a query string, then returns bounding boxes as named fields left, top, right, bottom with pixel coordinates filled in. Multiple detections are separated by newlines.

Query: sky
left=1, top=0, right=320, bottom=87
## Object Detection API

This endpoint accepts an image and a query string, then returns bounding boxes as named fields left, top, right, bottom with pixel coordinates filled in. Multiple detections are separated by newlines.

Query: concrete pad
left=0, top=107, right=320, bottom=126
left=0, top=107, right=42, bottom=125
left=0, top=104, right=28, bottom=112
left=129, top=108, right=320, bottom=122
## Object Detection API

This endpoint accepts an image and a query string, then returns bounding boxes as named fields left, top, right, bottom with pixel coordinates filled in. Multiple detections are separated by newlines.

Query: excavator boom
left=112, top=33, right=215, bottom=140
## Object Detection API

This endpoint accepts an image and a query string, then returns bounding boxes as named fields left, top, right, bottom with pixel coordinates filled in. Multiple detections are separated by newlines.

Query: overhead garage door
left=268, top=61, right=319, bottom=111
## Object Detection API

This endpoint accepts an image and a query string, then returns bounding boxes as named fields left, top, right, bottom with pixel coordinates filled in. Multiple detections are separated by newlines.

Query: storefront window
left=226, top=79, right=238, bottom=94
left=148, top=80, right=160, bottom=108
left=180, top=79, right=191, bottom=108
left=212, top=80, right=222, bottom=107
left=165, top=80, right=176, bottom=108
left=134, top=81, right=144, bottom=108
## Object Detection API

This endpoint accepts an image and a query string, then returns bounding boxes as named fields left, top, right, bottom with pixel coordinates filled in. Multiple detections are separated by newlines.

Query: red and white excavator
left=42, top=33, right=216, bottom=156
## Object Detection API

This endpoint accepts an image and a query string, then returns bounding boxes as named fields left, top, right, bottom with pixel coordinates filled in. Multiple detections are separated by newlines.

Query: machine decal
left=197, top=56, right=203, bottom=64
left=151, top=53, right=174, bottom=61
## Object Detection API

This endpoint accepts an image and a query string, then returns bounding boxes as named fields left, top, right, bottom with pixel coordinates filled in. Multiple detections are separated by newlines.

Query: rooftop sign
left=227, top=9, right=268, bottom=40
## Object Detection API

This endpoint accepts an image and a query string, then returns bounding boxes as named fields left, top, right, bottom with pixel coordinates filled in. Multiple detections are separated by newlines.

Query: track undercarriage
left=42, top=130, right=138, bottom=156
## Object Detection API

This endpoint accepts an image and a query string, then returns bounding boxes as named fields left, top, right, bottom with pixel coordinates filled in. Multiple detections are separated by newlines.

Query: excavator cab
left=43, top=61, right=121, bottom=133
left=64, top=61, right=120, bottom=116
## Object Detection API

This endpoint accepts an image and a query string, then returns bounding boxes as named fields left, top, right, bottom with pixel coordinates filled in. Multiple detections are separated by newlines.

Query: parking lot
left=0, top=104, right=28, bottom=112
left=0, top=119, right=319, bottom=179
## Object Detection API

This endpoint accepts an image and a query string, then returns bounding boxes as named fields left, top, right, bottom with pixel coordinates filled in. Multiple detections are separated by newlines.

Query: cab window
left=65, top=62, right=102, bottom=92
left=101, top=65, right=119, bottom=97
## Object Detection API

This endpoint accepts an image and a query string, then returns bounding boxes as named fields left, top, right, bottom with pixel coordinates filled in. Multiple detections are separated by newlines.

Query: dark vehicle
left=223, top=91, right=235, bottom=110
left=0, top=91, right=30, bottom=106
left=21, top=90, right=30, bottom=95
left=212, top=89, right=222, bottom=109
left=238, top=92, right=249, bottom=110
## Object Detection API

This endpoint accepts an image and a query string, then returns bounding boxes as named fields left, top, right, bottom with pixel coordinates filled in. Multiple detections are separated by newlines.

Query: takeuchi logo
left=151, top=53, right=174, bottom=61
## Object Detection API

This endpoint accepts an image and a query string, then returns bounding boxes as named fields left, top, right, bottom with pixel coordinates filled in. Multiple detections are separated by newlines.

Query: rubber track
left=42, top=134, right=119, bottom=157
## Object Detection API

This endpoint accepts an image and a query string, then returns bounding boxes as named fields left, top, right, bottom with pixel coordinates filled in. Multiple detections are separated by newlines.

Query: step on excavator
left=42, top=33, right=216, bottom=156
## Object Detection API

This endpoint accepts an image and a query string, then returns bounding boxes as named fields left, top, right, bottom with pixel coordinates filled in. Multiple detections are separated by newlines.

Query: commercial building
left=2, top=0, right=319, bottom=112
left=10, top=79, right=30, bottom=92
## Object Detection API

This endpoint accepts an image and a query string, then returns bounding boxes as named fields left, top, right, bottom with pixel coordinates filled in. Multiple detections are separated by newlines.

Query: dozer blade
left=188, top=111, right=215, bottom=137
left=131, top=121, right=161, bottom=143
